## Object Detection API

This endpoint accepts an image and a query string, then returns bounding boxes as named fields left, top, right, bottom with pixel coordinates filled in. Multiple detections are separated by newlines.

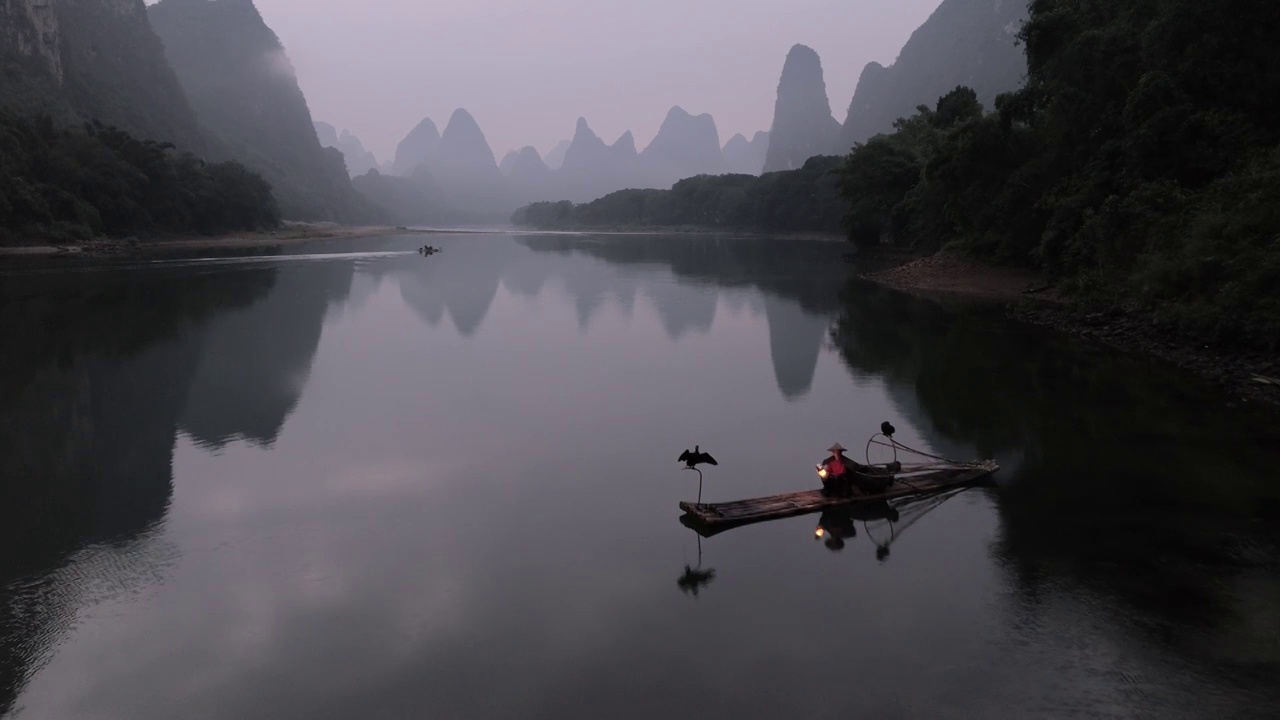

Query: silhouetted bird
left=881, top=421, right=896, bottom=438
left=678, top=445, right=718, bottom=469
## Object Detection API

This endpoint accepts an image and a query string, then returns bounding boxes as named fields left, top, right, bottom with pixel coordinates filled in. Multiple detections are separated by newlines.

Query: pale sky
left=175, top=0, right=944, bottom=161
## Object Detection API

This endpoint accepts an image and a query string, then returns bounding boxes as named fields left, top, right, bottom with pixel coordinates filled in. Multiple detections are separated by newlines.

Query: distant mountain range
left=314, top=122, right=380, bottom=177
left=2, top=0, right=1028, bottom=230
left=723, top=131, right=770, bottom=175
left=360, top=105, right=767, bottom=222
left=543, top=139, right=571, bottom=170
left=366, top=0, right=1026, bottom=220
left=499, top=146, right=550, bottom=182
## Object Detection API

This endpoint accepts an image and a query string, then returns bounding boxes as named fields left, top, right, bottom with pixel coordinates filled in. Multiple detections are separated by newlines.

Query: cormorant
left=678, top=445, right=717, bottom=469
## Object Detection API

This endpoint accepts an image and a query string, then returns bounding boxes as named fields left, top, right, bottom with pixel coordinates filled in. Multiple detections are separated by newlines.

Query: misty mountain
left=366, top=108, right=524, bottom=220
left=552, top=108, right=728, bottom=201
left=722, top=130, right=769, bottom=175
left=637, top=106, right=725, bottom=187
left=434, top=109, right=499, bottom=178
left=382, top=106, right=739, bottom=213
left=315, top=121, right=379, bottom=177
left=392, top=117, right=440, bottom=175
left=841, top=0, right=1027, bottom=145
left=336, top=129, right=378, bottom=177
left=763, top=44, right=843, bottom=172
left=428, top=108, right=508, bottom=213
left=499, top=149, right=520, bottom=175
left=543, top=139, right=571, bottom=170
left=500, top=146, right=550, bottom=182
left=314, top=121, right=338, bottom=148
left=611, top=131, right=637, bottom=161
left=549, top=117, right=633, bottom=202
left=383, top=110, right=525, bottom=216
left=0, top=0, right=205, bottom=152
left=560, top=118, right=620, bottom=176
left=148, top=0, right=371, bottom=222
left=351, top=166, right=454, bottom=227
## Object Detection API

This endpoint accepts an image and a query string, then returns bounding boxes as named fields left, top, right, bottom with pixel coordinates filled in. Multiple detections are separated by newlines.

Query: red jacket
left=823, top=455, right=848, bottom=477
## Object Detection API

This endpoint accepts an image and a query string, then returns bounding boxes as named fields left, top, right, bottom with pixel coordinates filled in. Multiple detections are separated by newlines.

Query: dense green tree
left=512, top=157, right=843, bottom=233
left=839, top=137, right=919, bottom=247
left=836, top=0, right=1280, bottom=348
left=0, top=112, right=279, bottom=243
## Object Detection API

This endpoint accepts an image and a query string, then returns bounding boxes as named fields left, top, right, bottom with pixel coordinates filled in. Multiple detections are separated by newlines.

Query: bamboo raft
left=679, top=459, right=999, bottom=535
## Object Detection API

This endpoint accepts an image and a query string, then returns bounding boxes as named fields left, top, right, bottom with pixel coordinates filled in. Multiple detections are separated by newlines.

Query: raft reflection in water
left=673, top=488, right=969, bottom=598
left=818, top=489, right=972, bottom=561
left=814, top=502, right=900, bottom=554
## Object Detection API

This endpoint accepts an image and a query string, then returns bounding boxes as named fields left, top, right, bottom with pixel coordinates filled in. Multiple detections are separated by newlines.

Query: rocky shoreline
left=1007, top=302, right=1279, bottom=410
left=857, top=251, right=1280, bottom=410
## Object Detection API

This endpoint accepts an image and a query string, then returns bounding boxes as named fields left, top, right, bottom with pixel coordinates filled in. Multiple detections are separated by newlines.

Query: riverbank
left=511, top=224, right=846, bottom=241
left=857, top=250, right=1061, bottom=301
left=857, top=250, right=1280, bottom=410
left=1, top=224, right=845, bottom=258
left=0, top=222, right=439, bottom=257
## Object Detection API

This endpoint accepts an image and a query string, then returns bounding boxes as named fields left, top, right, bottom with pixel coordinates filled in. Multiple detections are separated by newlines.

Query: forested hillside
left=148, top=0, right=372, bottom=222
left=511, top=156, right=843, bottom=233
left=841, top=0, right=1026, bottom=146
left=0, top=0, right=280, bottom=242
left=0, top=112, right=279, bottom=242
left=0, top=0, right=207, bottom=152
left=840, top=0, right=1280, bottom=347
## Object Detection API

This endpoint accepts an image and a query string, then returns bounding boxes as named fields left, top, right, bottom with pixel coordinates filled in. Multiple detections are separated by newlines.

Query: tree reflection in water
left=831, top=278, right=1280, bottom=671
left=0, top=254, right=389, bottom=713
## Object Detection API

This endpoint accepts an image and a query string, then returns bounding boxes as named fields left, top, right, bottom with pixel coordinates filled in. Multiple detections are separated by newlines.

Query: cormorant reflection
left=676, top=530, right=716, bottom=598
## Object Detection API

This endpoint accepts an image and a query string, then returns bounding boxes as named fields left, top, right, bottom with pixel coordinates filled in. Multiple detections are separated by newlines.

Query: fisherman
left=819, top=443, right=854, bottom=497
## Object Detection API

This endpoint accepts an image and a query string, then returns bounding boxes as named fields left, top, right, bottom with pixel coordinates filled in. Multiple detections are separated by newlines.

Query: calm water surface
left=2, top=234, right=1278, bottom=719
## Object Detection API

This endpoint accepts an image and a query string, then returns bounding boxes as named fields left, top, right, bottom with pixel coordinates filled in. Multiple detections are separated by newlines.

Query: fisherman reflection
left=814, top=509, right=857, bottom=552
left=813, top=503, right=902, bottom=556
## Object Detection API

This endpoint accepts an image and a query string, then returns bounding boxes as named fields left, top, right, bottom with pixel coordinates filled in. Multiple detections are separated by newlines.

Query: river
left=1, top=233, right=1277, bottom=719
